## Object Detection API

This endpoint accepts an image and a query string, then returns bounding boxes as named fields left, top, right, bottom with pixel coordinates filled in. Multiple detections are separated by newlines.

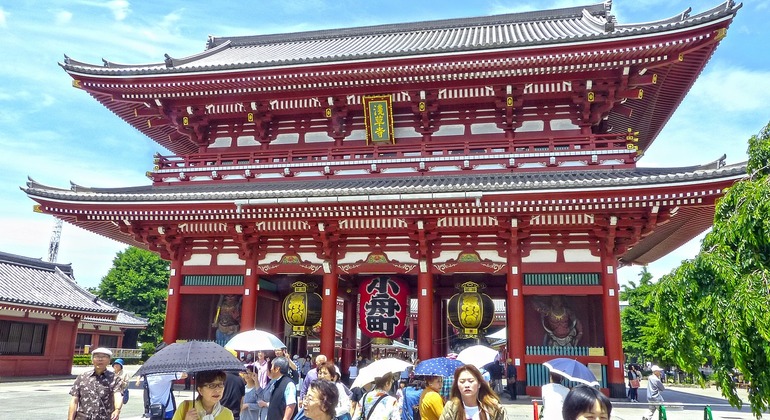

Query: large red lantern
left=282, top=281, right=322, bottom=336
left=358, top=276, right=409, bottom=339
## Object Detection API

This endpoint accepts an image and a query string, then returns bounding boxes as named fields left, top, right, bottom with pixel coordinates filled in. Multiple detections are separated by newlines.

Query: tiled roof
left=61, top=2, right=740, bottom=75
left=83, top=309, right=148, bottom=328
left=23, top=161, right=747, bottom=203
left=0, top=251, right=119, bottom=317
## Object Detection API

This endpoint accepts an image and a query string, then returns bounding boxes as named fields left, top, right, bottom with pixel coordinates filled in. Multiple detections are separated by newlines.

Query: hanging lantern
left=447, top=281, right=494, bottom=338
left=282, top=281, right=322, bottom=336
left=358, top=276, right=409, bottom=339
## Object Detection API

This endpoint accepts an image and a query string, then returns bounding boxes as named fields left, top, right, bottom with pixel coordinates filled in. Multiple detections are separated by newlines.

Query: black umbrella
left=136, top=341, right=245, bottom=377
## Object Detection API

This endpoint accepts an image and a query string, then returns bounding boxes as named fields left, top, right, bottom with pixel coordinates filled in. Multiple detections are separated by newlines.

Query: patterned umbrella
left=543, top=358, right=599, bottom=386
left=414, top=357, right=464, bottom=377
left=135, top=341, right=245, bottom=376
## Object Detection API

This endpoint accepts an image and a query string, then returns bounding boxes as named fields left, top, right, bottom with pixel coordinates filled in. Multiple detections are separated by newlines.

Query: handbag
left=630, top=378, right=640, bottom=388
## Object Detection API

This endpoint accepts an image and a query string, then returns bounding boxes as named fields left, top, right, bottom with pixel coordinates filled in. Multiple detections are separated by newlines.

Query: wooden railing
left=147, top=133, right=638, bottom=183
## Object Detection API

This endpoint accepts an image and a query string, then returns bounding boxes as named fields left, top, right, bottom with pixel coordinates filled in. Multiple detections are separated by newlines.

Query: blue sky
left=0, top=1, right=768, bottom=290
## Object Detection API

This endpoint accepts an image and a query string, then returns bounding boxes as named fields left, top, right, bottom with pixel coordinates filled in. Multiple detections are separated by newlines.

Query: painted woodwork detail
left=247, top=101, right=275, bottom=144
left=410, top=90, right=439, bottom=141
left=257, top=252, right=323, bottom=275
left=495, top=85, right=524, bottom=138
left=232, top=223, right=265, bottom=261
left=163, top=105, right=213, bottom=152
left=338, top=250, right=417, bottom=275
left=325, top=96, right=352, bottom=145
left=433, top=249, right=506, bottom=274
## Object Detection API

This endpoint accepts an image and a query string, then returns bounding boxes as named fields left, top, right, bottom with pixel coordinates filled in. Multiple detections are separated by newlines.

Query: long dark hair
left=562, top=385, right=612, bottom=420
left=447, top=365, right=501, bottom=420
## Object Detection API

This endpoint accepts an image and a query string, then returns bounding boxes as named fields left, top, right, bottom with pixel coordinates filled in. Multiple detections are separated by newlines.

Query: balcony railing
left=147, top=133, right=638, bottom=183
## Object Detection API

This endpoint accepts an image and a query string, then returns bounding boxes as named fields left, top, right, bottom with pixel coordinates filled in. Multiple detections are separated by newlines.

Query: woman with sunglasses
left=174, top=370, right=235, bottom=420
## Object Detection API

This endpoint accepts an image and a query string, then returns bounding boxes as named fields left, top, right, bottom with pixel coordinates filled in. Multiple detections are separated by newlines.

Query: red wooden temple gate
left=24, top=2, right=743, bottom=397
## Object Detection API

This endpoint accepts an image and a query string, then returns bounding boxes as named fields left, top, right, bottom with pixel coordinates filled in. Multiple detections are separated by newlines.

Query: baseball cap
left=651, top=365, right=663, bottom=372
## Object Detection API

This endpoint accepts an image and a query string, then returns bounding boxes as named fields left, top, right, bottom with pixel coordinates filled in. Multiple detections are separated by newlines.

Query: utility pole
left=48, top=218, right=63, bottom=263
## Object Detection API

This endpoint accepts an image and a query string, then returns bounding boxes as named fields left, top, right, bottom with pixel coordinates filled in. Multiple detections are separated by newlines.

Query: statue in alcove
left=212, top=294, right=242, bottom=343
left=533, top=295, right=583, bottom=347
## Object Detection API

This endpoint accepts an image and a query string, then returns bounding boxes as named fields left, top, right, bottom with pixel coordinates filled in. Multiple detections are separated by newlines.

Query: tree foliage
left=96, top=247, right=170, bottom=346
left=654, top=122, right=770, bottom=417
left=620, top=267, right=675, bottom=366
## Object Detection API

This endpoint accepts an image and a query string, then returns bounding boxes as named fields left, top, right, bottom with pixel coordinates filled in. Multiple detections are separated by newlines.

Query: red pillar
left=341, top=297, right=356, bottom=376
left=417, top=266, right=434, bottom=361
left=602, top=243, right=626, bottom=398
left=432, top=294, right=442, bottom=357
left=506, top=219, right=526, bottom=387
left=320, top=271, right=338, bottom=358
left=240, top=259, right=259, bottom=330
left=163, top=258, right=183, bottom=344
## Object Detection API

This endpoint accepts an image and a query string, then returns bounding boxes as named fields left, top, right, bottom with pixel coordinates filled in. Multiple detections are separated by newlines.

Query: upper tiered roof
left=63, top=2, right=737, bottom=75
left=59, top=2, right=741, bottom=156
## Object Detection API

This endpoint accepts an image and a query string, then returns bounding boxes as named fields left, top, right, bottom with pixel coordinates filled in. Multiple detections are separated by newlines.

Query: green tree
left=654, top=122, right=770, bottom=416
left=96, top=247, right=170, bottom=346
left=620, top=267, right=675, bottom=366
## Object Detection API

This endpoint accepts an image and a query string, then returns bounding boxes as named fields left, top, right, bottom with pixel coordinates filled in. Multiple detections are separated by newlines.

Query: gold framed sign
left=363, top=95, right=395, bottom=145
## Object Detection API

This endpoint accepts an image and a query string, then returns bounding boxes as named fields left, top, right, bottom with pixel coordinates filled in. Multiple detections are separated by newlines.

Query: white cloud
left=0, top=7, right=7, bottom=28
left=107, top=0, right=130, bottom=21
left=55, top=10, right=73, bottom=24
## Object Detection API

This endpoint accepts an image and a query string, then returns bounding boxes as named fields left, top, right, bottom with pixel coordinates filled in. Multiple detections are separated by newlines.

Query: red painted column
left=601, top=236, right=626, bottom=398
left=417, top=265, right=434, bottom=361
left=163, top=258, right=183, bottom=344
left=240, top=258, right=259, bottom=330
left=432, top=294, right=442, bottom=357
left=341, top=297, right=356, bottom=376
left=506, top=219, right=526, bottom=387
left=320, top=271, right=339, bottom=359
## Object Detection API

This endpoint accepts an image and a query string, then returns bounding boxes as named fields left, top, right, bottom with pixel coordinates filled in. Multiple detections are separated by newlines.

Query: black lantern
left=282, top=281, right=322, bottom=336
left=447, top=281, right=494, bottom=338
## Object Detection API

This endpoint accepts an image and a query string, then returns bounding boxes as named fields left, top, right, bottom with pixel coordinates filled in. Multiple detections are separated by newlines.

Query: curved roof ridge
left=165, top=40, right=232, bottom=68
left=615, top=0, right=739, bottom=30
left=22, top=162, right=748, bottom=199
left=207, top=3, right=609, bottom=49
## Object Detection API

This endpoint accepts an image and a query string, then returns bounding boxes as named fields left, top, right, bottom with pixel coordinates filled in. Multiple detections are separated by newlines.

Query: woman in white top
left=351, top=372, right=399, bottom=420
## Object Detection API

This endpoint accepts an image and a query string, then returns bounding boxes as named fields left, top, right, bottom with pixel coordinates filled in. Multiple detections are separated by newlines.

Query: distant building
left=0, top=251, right=145, bottom=376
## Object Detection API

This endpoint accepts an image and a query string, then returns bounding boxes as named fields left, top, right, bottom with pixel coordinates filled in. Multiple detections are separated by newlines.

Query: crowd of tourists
left=68, top=346, right=663, bottom=420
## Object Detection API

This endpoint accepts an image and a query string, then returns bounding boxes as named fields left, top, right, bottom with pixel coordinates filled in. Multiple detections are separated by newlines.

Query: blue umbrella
left=414, top=357, right=464, bottom=377
left=543, top=358, right=599, bottom=386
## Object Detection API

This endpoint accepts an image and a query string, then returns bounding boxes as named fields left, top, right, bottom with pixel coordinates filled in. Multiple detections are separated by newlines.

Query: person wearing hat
left=112, top=358, right=131, bottom=405
left=68, top=347, right=124, bottom=420
left=643, top=365, right=666, bottom=420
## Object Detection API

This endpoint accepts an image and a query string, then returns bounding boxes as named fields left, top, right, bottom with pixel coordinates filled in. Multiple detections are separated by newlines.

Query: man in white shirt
left=140, top=372, right=186, bottom=419
left=541, top=372, right=569, bottom=420
left=643, top=365, right=666, bottom=420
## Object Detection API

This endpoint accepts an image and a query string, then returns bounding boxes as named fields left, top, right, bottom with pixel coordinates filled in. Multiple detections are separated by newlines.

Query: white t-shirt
left=541, top=383, right=570, bottom=420
left=146, top=373, right=183, bottom=414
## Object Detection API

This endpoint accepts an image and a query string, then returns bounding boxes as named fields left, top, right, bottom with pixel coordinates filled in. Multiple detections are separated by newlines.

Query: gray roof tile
left=0, top=251, right=119, bottom=316
left=23, top=162, right=746, bottom=203
left=61, top=2, right=740, bottom=75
